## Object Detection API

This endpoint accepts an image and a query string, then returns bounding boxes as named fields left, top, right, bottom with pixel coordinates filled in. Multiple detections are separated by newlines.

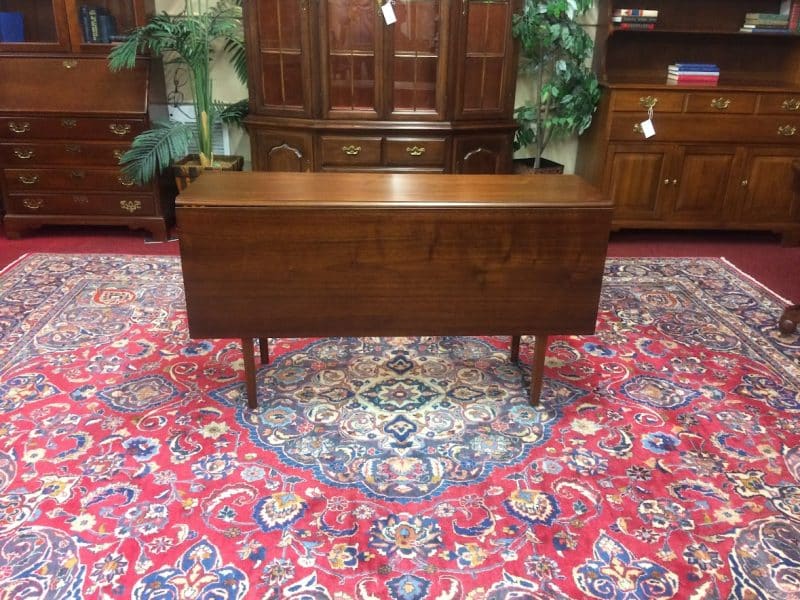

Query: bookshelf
left=0, top=0, right=176, bottom=240
left=575, top=0, right=800, bottom=244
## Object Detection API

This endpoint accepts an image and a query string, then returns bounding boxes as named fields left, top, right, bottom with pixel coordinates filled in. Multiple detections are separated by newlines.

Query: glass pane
left=259, top=0, right=301, bottom=49
left=76, top=2, right=135, bottom=44
left=462, top=57, right=503, bottom=110
left=392, top=0, right=440, bottom=113
left=261, top=51, right=304, bottom=108
left=0, top=0, right=57, bottom=43
left=258, top=0, right=304, bottom=110
left=327, top=0, right=376, bottom=111
left=466, top=1, right=509, bottom=54
left=462, top=1, right=510, bottom=111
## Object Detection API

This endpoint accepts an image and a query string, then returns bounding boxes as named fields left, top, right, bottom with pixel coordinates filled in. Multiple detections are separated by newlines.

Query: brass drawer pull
left=118, top=175, right=136, bottom=187
left=9, top=121, right=30, bottom=134
left=341, top=145, right=361, bottom=156
left=113, top=149, right=125, bottom=161
left=639, top=96, right=658, bottom=109
left=18, top=175, right=39, bottom=185
left=633, top=123, right=642, bottom=133
left=13, top=148, right=34, bottom=159
left=406, top=145, right=426, bottom=156
left=71, top=170, right=86, bottom=179
left=65, top=144, right=81, bottom=154
left=109, top=123, right=132, bottom=136
left=61, top=118, right=77, bottom=128
left=782, top=98, right=800, bottom=112
left=710, top=98, right=731, bottom=110
left=62, top=60, right=78, bottom=69
left=22, top=198, right=43, bottom=210
left=73, top=195, right=89, bottom=204
left=741, top=179, right=749, bottom=187
left=120, top=199, right=142, bottom=213
left=778, top=125, right=797, bottom=136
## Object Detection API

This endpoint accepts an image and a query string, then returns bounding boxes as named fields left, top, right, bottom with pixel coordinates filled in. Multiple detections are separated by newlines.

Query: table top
left=176, top=171, right=610, bottom=210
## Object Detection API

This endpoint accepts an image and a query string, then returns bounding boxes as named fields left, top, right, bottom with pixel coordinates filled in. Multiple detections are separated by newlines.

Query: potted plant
left=512, top=0, right=600, bottom=173
left=108, top=0, right=248, bottom=187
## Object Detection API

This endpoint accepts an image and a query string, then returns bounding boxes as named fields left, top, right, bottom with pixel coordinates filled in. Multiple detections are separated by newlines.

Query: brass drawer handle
left=9, top=121, right=30, bottom=134
left=118, top=175, right=136, bottom=187
left=61, top=118, right=77, bottom=128
left=741, top=179, right=749, bottom=187
left=778, top=125, right=797, bottom=136
left=113, top=149, right=125, bottom=161
left=22, top=198, right=43, bottom=210
left=18, top=175, right=39, bottom=185
left=13, top=148, right=34, bottom=159
left=639, top=96, right=658, bottom=109
left=71, top=170, right=86, bottom=178
left=633, top=123, right=642, bottom=133
left=62, top=60, right=77, bottom=69
left=406, top=145, right=426, bottom=156
left=73, top=195, right=89, bottom=204
left=710, top=98, right=731, bottom=110
left=341, top=145, right=361, bottom=156
left=782, top=98, right=800, bottom=112
left=65, top=144, right=81, bottom=154
left=109, top=123, right=132, bottom=136
left=120, top=199, right=142, bottom=213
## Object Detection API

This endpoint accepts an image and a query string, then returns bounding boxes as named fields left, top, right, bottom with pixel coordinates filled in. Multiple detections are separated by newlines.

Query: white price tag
left=640, top=118, right=655, bottom=138
left=381, top=2, right=396, bottom=24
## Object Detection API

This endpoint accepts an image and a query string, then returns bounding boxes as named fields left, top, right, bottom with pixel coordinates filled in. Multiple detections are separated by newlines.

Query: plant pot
left=512, top=157, right=565, bottom=175
left=173, top=154, right=245, bottom=192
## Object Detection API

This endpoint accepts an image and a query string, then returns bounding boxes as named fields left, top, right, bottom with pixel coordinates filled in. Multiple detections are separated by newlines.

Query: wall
left=154, top=1, right=600, bottom=174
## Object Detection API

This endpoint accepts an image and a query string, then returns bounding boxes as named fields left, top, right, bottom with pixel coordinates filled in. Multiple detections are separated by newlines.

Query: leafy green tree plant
left=108, top=0, right=247, bottom=184
left=512, top=0, right=600, bottom=168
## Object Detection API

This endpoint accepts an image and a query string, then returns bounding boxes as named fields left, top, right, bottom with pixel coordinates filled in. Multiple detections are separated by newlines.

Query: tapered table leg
left=530, top=335, right=548, bottom=406
left=258, top=337, right=270, bottom=364
left=242, top=337, right=258, bottom=410
left=510, top=335, right=521, bottom=362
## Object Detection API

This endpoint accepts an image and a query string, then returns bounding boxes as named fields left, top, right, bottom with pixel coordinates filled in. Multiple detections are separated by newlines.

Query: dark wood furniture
left=575, top=0, right=800, bottom=245
left=0, top=0, right=175, bottom=240
left=176, top=171, right=612, bottom=409
left=242, top=0, right=521, bottom=175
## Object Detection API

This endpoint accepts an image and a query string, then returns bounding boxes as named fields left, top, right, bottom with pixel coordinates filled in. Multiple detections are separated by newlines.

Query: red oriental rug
left=0, top=253, right=798, bottom=599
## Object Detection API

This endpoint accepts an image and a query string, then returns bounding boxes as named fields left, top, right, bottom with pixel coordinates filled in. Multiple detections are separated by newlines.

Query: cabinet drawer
left=757, top=93, right=800, bottom=115
left=320, top=136, right=381, bottom=166
left=7, top=193, right=155, bottom=216
left=5, top=168, right=145, bottom=192
left=611, top=91, right=685, bottom=113
left=1, top=117, right=146, bottom=141
left=384, top=137, right=446, bottom=167
left=0, top=141, right=129, bottom=167
left=685, top=92, right=757, bottom=114
left=608, top=114, right=800, bottom=143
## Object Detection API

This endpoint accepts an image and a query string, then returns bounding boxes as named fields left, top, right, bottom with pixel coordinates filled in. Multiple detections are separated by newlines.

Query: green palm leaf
left=118, top=122, right=195, bottom=185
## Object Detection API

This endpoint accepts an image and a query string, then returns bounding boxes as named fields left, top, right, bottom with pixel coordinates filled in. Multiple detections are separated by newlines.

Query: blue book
left=672, top=63, right=719, bottom=71
left=0, top=12, right=24, bottom=43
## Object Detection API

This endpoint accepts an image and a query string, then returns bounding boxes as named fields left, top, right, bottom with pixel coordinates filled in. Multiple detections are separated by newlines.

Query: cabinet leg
left=529, top=335, right=548, bottom=406
left=241, top=338, right=258, bottom=410
left=510, top=335, right=521, bottom=362
left=258, top=337, right=270, bottom=364
left=779, top=305, right=800, bottom=335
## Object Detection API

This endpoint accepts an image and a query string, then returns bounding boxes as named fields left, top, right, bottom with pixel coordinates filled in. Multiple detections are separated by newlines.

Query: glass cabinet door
left=456, top=0, right=515, bottom=119
left=322, top=0, right=380, bottom=118
left=250, top=0, right=312, bottom=116
left=0, top=0, right=69, bottom=51
left=67, top=0, right=147, bottom=53
left=388, top=0, right=446, bottom=119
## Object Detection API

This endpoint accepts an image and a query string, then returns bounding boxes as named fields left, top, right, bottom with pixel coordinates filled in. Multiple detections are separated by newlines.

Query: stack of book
left=740, top=11, right=792, bottom=33
left=612, top=8, right=658, bottom=31
left=0, top=11, right=24, bottom=42
left=79, top=5, right=121, bottom=43
left=666, top=63, right=720, bottom=86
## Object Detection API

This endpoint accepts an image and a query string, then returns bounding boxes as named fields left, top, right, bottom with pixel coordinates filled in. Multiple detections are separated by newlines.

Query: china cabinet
left=0, top=0, right=175, bottom=240
left=575, top=0, right=800, bottom=244
left=243, top=0, right=520, bottom=174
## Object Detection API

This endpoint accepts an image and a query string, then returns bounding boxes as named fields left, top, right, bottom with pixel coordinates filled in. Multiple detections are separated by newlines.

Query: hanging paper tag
left=640, top=118, right=655, bottom=138
left=381, top=1, right=396, bottom=24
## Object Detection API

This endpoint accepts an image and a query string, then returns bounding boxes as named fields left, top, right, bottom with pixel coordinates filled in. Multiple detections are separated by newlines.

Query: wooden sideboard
left=176, top=171, right=612, bottom=409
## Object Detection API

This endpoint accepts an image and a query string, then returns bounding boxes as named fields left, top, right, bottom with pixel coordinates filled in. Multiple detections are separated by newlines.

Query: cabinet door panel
left=322, top=0, right=380, bottom=118
left=453, top=135, right=511, bottom=174
left=390, top=0, right=445, bottom=119
left=0, top=0, right=69, bottom=51
left=670, top=146, right=737, bottom=223
left=606, top=143, right=671, bottom=221
left=251, top=0, right=312, bottom=116
left=251, top=130, right=312, bottom=172
left=737, top=147, right=800, bottom=223
left=454, top=0, right=516, bottom=119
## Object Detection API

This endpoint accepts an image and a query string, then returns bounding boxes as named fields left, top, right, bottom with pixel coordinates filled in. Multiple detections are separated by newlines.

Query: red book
left=667, top=75, right=720, bottom=82
left=790, top=1, right=800, bottom=31
left=614, top=22, right=656, bottom=30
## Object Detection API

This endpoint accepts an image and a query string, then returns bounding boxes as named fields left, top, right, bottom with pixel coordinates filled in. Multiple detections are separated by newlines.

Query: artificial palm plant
left=108, top=0, right=248, bottom=184
left=512, top=0, right=600, bottom=169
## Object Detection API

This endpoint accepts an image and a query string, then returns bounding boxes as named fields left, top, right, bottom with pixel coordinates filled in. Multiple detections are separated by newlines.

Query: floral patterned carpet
left=0, top=253, right=798, bottom=599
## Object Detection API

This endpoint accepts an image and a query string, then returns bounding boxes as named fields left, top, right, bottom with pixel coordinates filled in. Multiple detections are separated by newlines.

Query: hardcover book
left=0, top=11, right=24, bottom=43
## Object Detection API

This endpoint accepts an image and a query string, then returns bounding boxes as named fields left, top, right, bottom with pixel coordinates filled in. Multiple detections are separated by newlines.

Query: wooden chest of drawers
left=0, top=57, right=175, bottom=240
